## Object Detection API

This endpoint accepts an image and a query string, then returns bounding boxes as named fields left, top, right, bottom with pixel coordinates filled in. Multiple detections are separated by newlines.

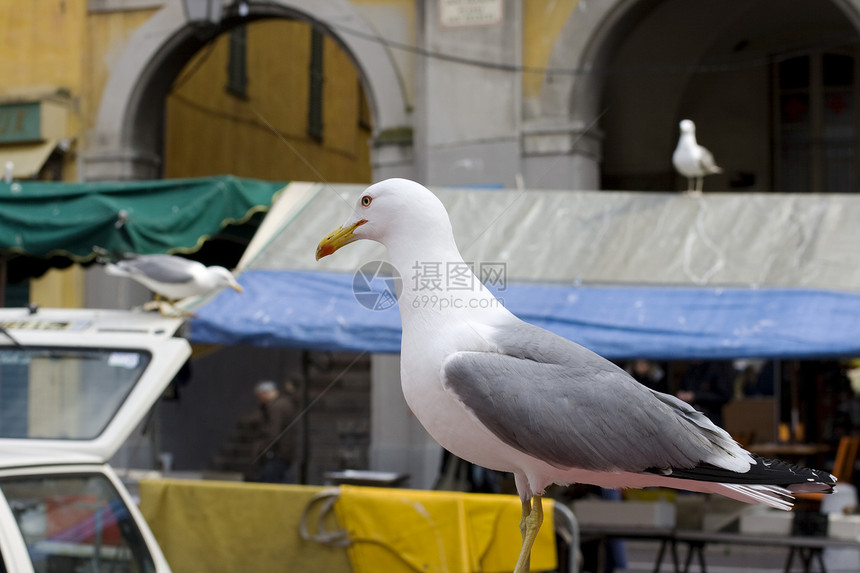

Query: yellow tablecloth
left=139, top=479, right=351, bottom=573
left=333, top=485, right=556, bottom=573
left=138, top=479, right=557, bottom=573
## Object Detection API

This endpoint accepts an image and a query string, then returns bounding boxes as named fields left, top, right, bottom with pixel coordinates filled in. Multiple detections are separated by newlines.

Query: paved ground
left=620, top=540, right=793, bottom=572
left=611, top=539, right=860, bottom=573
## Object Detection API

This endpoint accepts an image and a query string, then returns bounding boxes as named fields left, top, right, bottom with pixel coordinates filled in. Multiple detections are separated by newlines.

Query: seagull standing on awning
left=316, top=179, right=834, bottom=573
left=673, top=119, right=723, bottom=194
left=99, top=252, right=242, bottom=314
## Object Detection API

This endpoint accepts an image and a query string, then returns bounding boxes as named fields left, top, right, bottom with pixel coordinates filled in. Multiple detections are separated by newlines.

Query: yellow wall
left=522, top=0, right=578, bottom=100
left=0, top=0, right=91, bottom=306
left=0, top=0, right=85, bottom=90
left=163, top=20, right=372, bottom=183
left=0, top=0, right=580, bottom=183
left=30, top=266, right=85, bottom=309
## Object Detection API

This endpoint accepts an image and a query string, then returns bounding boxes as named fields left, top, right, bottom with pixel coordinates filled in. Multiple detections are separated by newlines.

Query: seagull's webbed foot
left=141, top=295, right=196, bottom=318
left=160, top=301, right=196, bottom=318
left=684, top=178, right=703, bottom=197
left=514, top=495, right=543, bottom=573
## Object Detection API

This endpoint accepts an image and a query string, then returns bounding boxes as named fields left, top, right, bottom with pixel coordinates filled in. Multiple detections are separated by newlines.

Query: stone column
left=368, top=353, right=441, bottom=489
left=415, top=0, right=522, bottom=188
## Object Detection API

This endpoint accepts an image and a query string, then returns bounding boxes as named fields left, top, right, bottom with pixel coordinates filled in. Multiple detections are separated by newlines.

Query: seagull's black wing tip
left=647, top=454, right=836, bottom=493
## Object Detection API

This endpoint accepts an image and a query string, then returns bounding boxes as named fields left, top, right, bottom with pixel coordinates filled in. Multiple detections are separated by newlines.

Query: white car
left=0, top=307, right=190, bottom=573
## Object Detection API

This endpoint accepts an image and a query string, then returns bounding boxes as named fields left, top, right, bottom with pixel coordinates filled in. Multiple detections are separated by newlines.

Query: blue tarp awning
left=188, top=183, right=860, bottom=360
left=190, top=269, right=860, bottom=359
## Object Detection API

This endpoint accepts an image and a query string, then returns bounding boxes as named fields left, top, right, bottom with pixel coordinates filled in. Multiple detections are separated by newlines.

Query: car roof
left=0, top=445, right=103, bottom=470
left=0, top=307, right=186, bottom=339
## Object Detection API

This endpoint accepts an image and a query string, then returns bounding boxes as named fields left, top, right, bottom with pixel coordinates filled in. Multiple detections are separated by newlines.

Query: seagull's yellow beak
left=315, top=219, right=367, bottom=261
left=230, top=283, right=244, bottom=293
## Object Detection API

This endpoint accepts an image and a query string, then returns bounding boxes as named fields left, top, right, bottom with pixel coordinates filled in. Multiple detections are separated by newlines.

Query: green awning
left=0, top=175, right=286, bottom=281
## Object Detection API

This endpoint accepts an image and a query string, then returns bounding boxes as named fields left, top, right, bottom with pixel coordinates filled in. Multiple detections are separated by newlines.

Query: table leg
left=682, top=543, right=695, bottom=573
left=814, top=548, right=826, bottom=573
left=653, top=538, right=667, bottom=573
left=695, top=542, right=707, bottom=573
left=681, top=542, right=706, bottom=573
left=785, top=546, right=827, bottom=573
left=800, top=547, right=826, bottom=573
left=652, top=539, right=681, bottom=573
left=785, top=547, right=795, bottom=572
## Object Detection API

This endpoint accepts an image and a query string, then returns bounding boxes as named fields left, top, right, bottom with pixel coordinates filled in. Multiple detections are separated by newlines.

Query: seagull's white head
left=679, top=119, right=696, bottom=134
left=209, top=266, right=243, bottom=292
left=316, top=178, right=453, bottom=260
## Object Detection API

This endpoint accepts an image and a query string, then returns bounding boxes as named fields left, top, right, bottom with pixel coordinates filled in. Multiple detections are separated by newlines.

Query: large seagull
left=316, top=178, right=834, bottom=573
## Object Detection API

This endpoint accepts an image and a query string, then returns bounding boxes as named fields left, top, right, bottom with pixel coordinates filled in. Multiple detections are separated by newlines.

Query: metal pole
left=300, top=350, right=311, bottom=484
left=0, top=255, right=6, bottom=308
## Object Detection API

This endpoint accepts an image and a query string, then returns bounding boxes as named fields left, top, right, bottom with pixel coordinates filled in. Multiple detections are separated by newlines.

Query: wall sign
left=440, top=0, right=503, bottom=27
left=0, top=102, right=42, bottom=144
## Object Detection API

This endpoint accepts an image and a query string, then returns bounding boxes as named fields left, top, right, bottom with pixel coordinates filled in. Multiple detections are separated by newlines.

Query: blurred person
left=677, top=361, right=734, bottom=427
left=734, top=359, right=765, bottom=398
left=625, top=359, right=668, bottom=393
left=253, top=380, right=299, bottom=484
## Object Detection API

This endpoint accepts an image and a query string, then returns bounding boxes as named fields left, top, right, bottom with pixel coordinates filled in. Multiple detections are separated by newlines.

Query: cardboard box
left=572, top=499, right=676, bottom=528
left=739, top=510, right=793, bottom=536
left=828, top=514, right=860, bottom=541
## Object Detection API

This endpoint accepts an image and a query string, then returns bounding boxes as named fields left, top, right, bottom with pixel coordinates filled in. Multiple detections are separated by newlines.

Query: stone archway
left=522, top=0, right=654, bottom=190
left=526, top=0, right=860, bottom=190
left=85, top=0, right=411, bottom=181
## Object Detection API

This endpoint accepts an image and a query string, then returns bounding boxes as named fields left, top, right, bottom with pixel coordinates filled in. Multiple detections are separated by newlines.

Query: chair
left=795, top=435, right=860, bottom=502
left=831, top=436, right=860, bottom=484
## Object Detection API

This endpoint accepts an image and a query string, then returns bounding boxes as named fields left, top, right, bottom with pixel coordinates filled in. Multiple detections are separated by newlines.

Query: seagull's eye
left=361, top=195, right=372, bottom=207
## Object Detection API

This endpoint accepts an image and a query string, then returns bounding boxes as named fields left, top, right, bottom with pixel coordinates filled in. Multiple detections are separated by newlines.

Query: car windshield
left=0, top=348, right=151, bottom=440
left=0, top=473, right=155, bottom=573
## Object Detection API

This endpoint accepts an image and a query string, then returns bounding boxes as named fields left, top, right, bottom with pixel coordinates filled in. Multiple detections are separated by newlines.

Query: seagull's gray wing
left=699, top=148, right=722, bottom=174
left=117, top=255, right=196, bottom=284
left=442, top=320, right=739, bottom=473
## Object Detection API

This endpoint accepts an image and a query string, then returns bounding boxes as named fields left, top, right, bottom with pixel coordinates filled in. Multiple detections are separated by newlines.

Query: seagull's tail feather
left=656, top=454, right=835, bottom=490
left=715, top=483, right=794, bottom=511
left=92, top=246, right=137, bottom=266
left=646, top=454, right=835, bottom=511
left=102, top=263, right=128, bottom=277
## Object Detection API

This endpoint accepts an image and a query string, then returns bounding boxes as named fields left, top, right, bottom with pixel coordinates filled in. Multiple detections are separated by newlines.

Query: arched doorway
left=601, top=0, right=860, bottom=192
left=535, top=0, right=860, bottom=192
left=162, top=18, right=372, bottom=183
left=85, top=0, right=410, bottom=182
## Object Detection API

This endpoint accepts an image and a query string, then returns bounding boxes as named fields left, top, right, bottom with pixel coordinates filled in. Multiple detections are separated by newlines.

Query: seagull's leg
left=687, top=177, right=694, bottom=192
left=515, top=498, right=532, bottom=573
left=174, top=304, right=197, bottom=318
left=513, top=495, right=544, bottom=573
left=157, top=300, right=174, bottom=317
left=142, top=294, right=162, bottom=312
left=157, top=299, right=195, bottom=318
left=696, top=176, right=703, bottom=193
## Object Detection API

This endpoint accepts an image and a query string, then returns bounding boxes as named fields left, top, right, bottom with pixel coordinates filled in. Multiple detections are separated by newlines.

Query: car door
left=0, top=309, right=193, bottom=572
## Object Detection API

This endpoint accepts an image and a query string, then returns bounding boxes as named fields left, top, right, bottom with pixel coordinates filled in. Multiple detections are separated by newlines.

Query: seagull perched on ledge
left=316, top=178, right=834, bottom=573
left=97, top=250, right=242, bottom=315
left=673, top=119, right=723, bottom=194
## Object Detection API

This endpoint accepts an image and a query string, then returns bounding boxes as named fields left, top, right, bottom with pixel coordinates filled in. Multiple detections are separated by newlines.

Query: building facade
left=5, top=0, right=860, bottom=220
left=3, top=0, right=860, bottom=485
